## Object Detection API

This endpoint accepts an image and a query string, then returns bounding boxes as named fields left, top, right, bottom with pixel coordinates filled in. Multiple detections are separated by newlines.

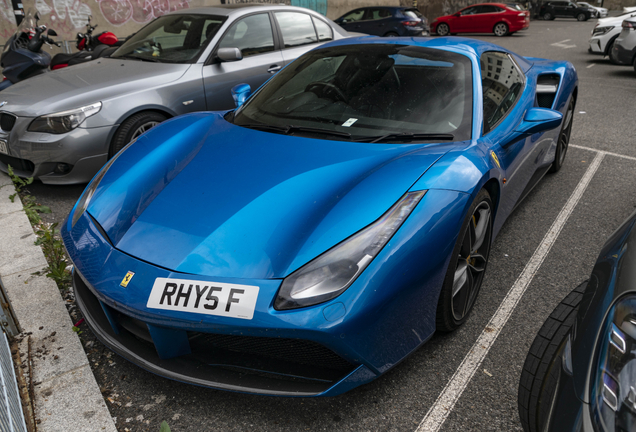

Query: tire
left=383, top=32, right=399, bottom=37
left=576, top=13, right=587, bottom=21
left=436, top=189, right=493, bottom=332
left=542, top=12, right=553, bottom=20
left=109, top=111, right=167, bottom=158
left=436, top=23, right=450, bottom=36
left=607, top=38, right=619, bottom=64
left=493, top=22, right=509, bottom=37
left=549, top=96, right=575, bottom=173
left=517, top=282, right=587, bottom=432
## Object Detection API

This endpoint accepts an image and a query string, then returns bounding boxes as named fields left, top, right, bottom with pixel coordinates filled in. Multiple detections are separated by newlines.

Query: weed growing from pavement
left=7, top=165, right=72, bottom=289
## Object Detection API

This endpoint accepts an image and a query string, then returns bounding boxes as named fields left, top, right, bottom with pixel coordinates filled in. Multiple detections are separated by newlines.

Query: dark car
left=518, top=210, right=636, bottom=431
left=539, top=1, right=597, bottom=21
left=334, top=7, right=429, bottom=37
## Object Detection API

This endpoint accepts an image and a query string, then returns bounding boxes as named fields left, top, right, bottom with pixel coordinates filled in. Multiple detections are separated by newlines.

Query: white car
left=577, top=2, right=607, bottom=17
left=589, top=10, right=636, bottom=61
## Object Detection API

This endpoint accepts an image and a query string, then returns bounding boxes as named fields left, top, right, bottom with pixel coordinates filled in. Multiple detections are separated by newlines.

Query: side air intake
left=536, top=74, right=560, bottom=109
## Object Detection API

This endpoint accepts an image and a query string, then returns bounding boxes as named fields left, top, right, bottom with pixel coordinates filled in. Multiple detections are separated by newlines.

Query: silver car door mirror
left=231, top=83, right=251, bottom=108
left=217, top=47, right=243, bottom=62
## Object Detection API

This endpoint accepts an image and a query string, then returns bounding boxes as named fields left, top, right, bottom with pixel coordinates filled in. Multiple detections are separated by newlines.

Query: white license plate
left=0, top=140, right=7, bottom=155
left=147, top=278, right=259, bottom=320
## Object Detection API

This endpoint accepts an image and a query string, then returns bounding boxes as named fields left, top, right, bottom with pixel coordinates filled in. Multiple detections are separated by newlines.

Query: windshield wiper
left=238, top=123, right=352, bottom=140
left=355, top=133, right=455, bottom=143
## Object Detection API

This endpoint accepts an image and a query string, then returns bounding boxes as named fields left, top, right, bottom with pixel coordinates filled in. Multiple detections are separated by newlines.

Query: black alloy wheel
left=543, top=12, right=553, bottom=20
left=436, top=189, right=493, bottom=331
left=576, top=12, right=587, bottom=21
left=549, top=96, right=574, bottom=173
left=436, top=23, right=450, bottom=36
left=517, top=282, right=586, bottom=432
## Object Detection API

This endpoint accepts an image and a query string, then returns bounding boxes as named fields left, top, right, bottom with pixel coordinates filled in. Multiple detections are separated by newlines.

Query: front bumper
left=0, top=111, right=114, bottom=184
left=546, top=366, right=595, bottom=431
left=588, top=36, right=605, bottom=54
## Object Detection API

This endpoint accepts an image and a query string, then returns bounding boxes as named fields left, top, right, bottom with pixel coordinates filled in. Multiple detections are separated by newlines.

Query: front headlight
left=274, top=190, right=426, bottom=310
left=592, top=26, right=614, bottom=36
left=70, top=139, right=130, bottom=228
left=591, top=295, right=636, bottom=431
left=28, top=102, right=101, bottom=134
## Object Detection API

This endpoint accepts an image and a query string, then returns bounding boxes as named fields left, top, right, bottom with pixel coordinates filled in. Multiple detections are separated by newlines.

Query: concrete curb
left=0, top=172, right=116, bottom=432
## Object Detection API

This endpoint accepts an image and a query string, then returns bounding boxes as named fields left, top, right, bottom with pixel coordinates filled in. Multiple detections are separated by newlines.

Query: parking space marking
left=551, top=39, right=576, bottom=49
left=416, top=151, right=605, bottom=432
left=586, top=63, right=596, bottom=69
left=571, top=144, right=636, bottom=162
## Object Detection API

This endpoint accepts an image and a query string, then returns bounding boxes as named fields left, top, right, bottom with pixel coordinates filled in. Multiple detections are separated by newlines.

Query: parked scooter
left=0, top=10, right=60, bottom=91
left=50, top=15, right=123, bottom=70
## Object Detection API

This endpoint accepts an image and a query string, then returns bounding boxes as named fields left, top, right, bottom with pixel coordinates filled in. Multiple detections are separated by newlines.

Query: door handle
left=268, top=65, right=282, bottom=73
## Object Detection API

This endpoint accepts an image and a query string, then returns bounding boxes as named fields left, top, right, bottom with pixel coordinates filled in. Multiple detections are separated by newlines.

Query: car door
left=273, top=11, right=327, bottom=65
left=567, top=2, right=580, bottom=17
left=202, top=13, right=284, bottom=111
left=480, top=51, right=543, bottom=217
left=553, top=2, right=569, bottom=16
left=478, top=5, right=504, bottom=32
left=336, top=8, right=366, bottom=33
left=361, top=8, right=394, bottom=35
left=453, top=6, right=480, bottom=32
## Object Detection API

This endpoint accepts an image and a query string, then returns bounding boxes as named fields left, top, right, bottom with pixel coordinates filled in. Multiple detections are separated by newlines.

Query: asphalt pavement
left=22, top=18, right=636, bottom=432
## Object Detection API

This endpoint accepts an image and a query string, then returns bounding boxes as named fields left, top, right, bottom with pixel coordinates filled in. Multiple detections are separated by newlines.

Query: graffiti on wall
left=97, top=0, right=191, bottom=26
left=219, top=0, right=327, bottom=16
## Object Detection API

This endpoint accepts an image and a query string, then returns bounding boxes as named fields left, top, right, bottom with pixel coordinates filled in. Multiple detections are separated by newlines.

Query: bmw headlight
left=70, top=140, right=129, bottom=228
left=28, top=102, right=102, bottom=134
left=592, top=26, right=614, bottom=36
left=274, top=190, right=426, bottom=310
left=591, top=295, right=636, bottom=432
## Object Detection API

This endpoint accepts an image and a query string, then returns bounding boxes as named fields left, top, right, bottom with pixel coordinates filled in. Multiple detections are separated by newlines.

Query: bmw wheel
left=518, top=282, right=586, bottom=432
left=436, top=189, right=493, bottom=332
left=549, top=96, right=575, bottom=173
left=436, top=23, right=450, bottom=36
left=576, top=13, right=587, bottom=21
left=543, top=12, right=553, bottom=20
left=109, top=111, right=167, bottom=158
left=493, top=22, right=509, bottom=36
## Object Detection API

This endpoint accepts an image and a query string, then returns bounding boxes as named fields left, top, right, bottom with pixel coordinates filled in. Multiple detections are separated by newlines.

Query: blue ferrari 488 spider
left=62, top=36, right=578, bottom=396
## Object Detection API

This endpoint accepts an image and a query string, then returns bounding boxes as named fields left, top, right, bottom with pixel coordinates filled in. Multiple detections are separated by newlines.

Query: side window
left=479, top=6, right=499, bottom=13
left=275, top=12, right=318, bottom=48
left=312, top=17, right=333, bottom=42
left=480, top=51, right=524, bottom=133
left=460, top=7, right=479, bottom=15
left=368, top=8, right=392, bottom=19
left=218, top=14, right=274, bottom=57
left=341, top=9, right=365, bottom=22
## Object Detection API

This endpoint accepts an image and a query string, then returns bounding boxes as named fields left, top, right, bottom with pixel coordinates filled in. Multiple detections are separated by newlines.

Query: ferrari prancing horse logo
left=120, top=271, right=135, bottom=288
left=490, top=150, right=501, bottom=168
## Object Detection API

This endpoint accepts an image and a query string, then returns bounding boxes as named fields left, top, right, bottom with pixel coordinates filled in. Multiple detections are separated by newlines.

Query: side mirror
left=217, top=47, right=243, bottom=62
left=35, top=11, right=41, bottom=21
left=503, top=107, right=562, bottom=146
left=231, top=83, right=251, bottom=108
left=454, top=12, right=461, bottom=16
left=48, top=29, right=57, bottom=36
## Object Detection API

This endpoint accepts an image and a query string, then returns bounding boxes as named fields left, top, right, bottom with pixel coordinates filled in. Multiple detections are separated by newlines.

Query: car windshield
left=232, top=44, right=473, bottom=143
left=111, top=14, right=226, bottom=63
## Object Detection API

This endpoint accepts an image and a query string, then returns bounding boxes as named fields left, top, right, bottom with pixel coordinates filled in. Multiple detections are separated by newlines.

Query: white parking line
left=587, top=63, right=596, bottom=69
left=571, top=144, right=636, bottom=162
left=416, top=151, right=605, bottom=432
left=551, top=39, right=576, bottom=49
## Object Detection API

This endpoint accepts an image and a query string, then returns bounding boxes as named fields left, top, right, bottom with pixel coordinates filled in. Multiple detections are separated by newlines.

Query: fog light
left=54, top=163, right=71, bottom=174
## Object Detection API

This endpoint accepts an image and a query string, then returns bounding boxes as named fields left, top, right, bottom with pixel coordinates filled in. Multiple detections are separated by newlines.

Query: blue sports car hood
left=87, top=113, right=452, bottom=279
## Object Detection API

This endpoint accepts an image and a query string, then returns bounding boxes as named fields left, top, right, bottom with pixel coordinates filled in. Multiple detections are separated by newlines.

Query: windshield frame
left=110, top=13, right=227, bottom=64
left=232, top=43, right=474, bottom=144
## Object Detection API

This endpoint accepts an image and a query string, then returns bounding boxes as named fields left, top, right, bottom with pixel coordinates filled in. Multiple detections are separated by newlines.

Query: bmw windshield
left=232, top=44, right=473, bottom=143
left=111, top=14, right=226, bottom=63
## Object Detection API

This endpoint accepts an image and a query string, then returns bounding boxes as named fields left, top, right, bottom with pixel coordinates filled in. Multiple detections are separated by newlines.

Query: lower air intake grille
left=0, top=154, right=34, bottom=173
left=0, top=113, right=17, bottom=132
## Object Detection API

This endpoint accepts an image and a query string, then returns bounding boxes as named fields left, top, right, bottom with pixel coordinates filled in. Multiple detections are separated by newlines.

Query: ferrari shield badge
left=120, top=271, right=135, bottom=288
left=490, top=150, right=501, bottom=168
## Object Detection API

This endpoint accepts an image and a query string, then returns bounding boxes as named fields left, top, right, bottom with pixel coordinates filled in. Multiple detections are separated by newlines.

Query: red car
left=430, top=3, right=530, bottom=37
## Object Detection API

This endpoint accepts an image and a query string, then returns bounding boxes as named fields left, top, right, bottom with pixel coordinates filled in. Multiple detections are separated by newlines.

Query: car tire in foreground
left=436, top=23, right=450, bottom=36
left=576, top=13, right=587, bottom=21
left=543, top=12, right=553, bottom=20
left=436, top=188, right=493, bottom=332
left=109, top=111, right=167, bottom=158
left=549, top=96, right=574, bottom=173
left=493, top=22, right=509, bottom=36
left=517, top=281, right=587, bottom=432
